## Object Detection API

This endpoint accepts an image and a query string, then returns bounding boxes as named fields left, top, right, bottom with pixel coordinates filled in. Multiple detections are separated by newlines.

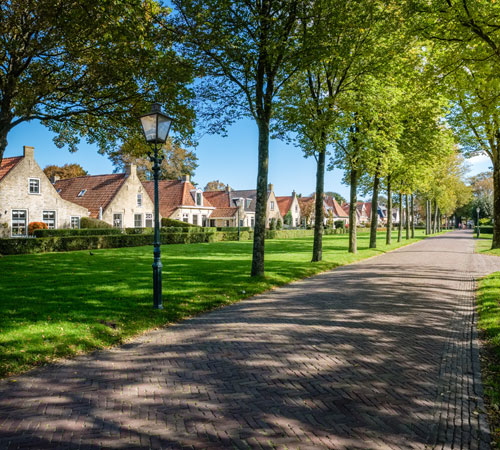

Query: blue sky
left=4, top=119, right=492, bottom=202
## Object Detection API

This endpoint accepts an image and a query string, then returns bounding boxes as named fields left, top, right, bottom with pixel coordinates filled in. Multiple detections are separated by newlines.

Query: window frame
left=42, top=210, right=57, bottom=229
left=70, top=216, right=80, bottom=229
left=11, top=209, right=28, bottom=237
left=145, top=213, right=153, bottom=228
left=113, top=213, right=123, bottom=228
left=28, top=178, right=40, bottom=195
left=134, top=213, right=143, bottom=228
left=137, top=193, right=143, bottom=207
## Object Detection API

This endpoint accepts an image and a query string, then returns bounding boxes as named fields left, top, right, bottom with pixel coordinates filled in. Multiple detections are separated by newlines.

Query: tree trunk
left=348, top=168, right=358, bottom=253
left=405, top=194, right=410, bottom=240
left=369, top=169, right=380, bottom=249
left=426, top=200, right=430, bottom=235
left=251, top=120, right=270, bottom=277
left=386, top=176, right=392, bottom=245
left=433, top=199, right=438, bottom=234
left=411, top=194, right=415, bottom=238
left=0, top=124, right=9, bottom=167
left=312, top=148, right=325, bottom=262
left=493, top=162, right=500, bottom=248
left=398, top=193, right=402, bottom=243
left=438, top=210, right=442, bottom=232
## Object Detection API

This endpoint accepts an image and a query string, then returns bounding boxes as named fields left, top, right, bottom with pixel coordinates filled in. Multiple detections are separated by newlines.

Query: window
left=239, top=219, right=243, bottom=227
left=210, top=219, right=216, bottom=227
left=182, top=214, right=189, bottom=223
left=202, top=215, right=207, bottom=227
left=70, top=216, right=80, bottom=229
left=134, top=214, right=142, bottom=228
left=251, top=217, right=255, bottom=227
left=192, top=214, right=198, bottom=226
left=113, top=213, right=123, bottom=228
left=295, top=205, right=298, bottom=212
left=246, top=199, right=251, bottom=208
left=270, top=201, right=275, bottom=211
left=29, top=178, right=40, bottom=194
left=77, top=189, right=86, bottom=197
left=43, top=211, right=56, bottom=229
left=145, top=213, right=153, bottom=227
left=12, top=210, right=27, bottom=236
left=137, top=193, right=142, bottom=207
left=226, top=220, right=229, bottom=227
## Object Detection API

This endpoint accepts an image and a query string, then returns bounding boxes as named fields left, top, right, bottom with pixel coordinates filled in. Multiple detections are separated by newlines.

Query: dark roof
left=55, top=174, right=126, bottom=218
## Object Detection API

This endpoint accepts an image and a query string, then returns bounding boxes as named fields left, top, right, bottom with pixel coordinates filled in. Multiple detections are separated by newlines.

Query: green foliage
left=334, top=220, right=345, bottom=230
left=80, top=217, right=112, bottom=229
left=283, top=211, right=293, bottom=226
left=276, top=218, right=283, bottom=230
left=269, top=218, right=277, bottom=230
left=34, top=228, right=122, bottom=237
left=161, top=218, right=198, bottom=228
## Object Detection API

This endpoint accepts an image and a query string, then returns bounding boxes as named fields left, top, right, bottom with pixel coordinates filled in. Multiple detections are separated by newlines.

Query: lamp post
left=477, top=207, right=480, bottom=239
left=140, top=103, right=174, bottom=309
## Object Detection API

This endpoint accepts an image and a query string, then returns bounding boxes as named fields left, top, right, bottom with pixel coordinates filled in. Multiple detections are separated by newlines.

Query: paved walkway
left=1, top=230, right=500, bottom=449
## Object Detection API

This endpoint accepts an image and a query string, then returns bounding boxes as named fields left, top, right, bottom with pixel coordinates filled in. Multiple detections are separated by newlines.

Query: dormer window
left=77, top=189, right=87, bottom=197
left=246, top=198, right=251, bottom=208
left=196, top=192, right=202, bottom=206
left=28, top=178, right=40, bottom=194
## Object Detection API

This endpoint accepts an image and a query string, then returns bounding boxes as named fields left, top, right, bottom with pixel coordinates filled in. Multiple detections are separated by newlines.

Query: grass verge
left=0, top=229, right=434, bottom=377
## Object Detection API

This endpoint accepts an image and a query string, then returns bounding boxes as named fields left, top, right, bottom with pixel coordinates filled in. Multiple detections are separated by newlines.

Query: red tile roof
left=331, top=197, right=348, bottom=218
left=0, top=156, right=22, bottom=182
left=209, top=207, right=238, bottom=218
left=142, top=180, right=214, bottom=218
left=55, top=174, right=126, bottom=218
left=204, top=191, right=231, bottom=208
left=276, top=196, right=293, bottom=217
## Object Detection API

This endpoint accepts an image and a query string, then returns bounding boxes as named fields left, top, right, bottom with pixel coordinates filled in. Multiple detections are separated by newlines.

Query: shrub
left=28, top=222, right=48, bottom=235
left=479, top=226, right=494, bottom=234
left=124, top=227, right=154, bottom=235
left=34, top=228, right=122, bottom=237
left=480, top=218, right=492, bottom=226
left=269, top=218, right=277, bottom=230
left=161, top=218, right=198, bottom=228
left=80, top=217, right=112, bottom=228
left=215, top=227, right=251, bottom=232
left=334, top=220, right=345, bottom=229
left=277, top=218, right=283, bottom=230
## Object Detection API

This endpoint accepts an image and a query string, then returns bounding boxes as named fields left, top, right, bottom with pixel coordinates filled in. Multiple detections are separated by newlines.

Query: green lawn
left=0, top=230, right=431, bottom=378
left=476, top=233, right=500, bottom=445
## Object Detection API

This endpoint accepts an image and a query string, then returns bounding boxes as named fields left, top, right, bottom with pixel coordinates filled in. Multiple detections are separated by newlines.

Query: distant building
left=276, top=191, right=301, bottom=227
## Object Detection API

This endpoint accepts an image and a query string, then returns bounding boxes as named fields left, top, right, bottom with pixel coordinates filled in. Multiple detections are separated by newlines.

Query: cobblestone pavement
left=1, top=230, right=499, bottom=449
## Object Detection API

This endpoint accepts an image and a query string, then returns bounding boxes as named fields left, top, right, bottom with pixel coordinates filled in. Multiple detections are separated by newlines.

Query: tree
left=0, top=0, right=194, bottom=167
left=284, top=211, right=293, bottom=227
left=43, top=164, right=87, bottom=180
left=173, top=0, right=302, bottom=276
left=204, top=180, right=226, bottom=191
left=108, top=137, right=197, bottom=181
left=412, top=0, right=500, bottom=246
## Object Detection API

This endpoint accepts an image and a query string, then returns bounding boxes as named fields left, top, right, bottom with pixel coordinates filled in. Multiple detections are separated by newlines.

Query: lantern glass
left=140, top=114, right=158, bottom=143
left=157, top=115, right=172, bottom=143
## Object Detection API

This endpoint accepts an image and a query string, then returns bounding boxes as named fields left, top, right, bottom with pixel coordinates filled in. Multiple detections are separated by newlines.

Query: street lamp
left=477, top=206, right=480, bottom=238
left=140, top=103, right=174, bottom=309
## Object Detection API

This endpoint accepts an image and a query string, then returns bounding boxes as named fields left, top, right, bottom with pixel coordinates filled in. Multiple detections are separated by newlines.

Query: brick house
left=324, top=195, right=349, bottom=226
left=55, top=164, right=154, bottom=228
left=0, top=146, right=89, bottom=237
left=142, top=176, right=215, bottom=226
left=276, top=191, right=301, bottom=227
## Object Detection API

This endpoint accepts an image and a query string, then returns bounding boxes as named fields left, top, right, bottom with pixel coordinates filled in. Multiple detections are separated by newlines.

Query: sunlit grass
left=0, top=230, right=430, bottom=377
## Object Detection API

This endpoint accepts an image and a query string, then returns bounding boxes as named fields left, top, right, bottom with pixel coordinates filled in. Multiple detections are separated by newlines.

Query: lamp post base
left=153, top=259, right=163, bottom=310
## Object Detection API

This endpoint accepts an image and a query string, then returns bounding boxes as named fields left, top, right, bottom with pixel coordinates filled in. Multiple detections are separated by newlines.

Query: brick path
left=0, top=230, right=499, bottom=449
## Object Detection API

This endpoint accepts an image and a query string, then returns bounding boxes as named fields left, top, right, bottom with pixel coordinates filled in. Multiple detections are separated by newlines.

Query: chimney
left=125, top=163, right=136, bottom=177
left=181, top=174, right=190, bottom=182
left=225, top=184, right=232, bottom=192
left=268, top=183, right=273, bottom=192
left=50, top=175, right=60, bottom=184
left=23, top=146, right=34, bottom=159
left=292, top=190, right=296, bottom=197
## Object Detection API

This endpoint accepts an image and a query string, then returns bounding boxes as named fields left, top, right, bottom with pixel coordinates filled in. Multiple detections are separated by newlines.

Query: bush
left=28, top=222, right=47, bottom=235
left=80, top=217, right=112, bottom=228
left=276, top=218, right=283, bottom=230
left=161, top=218, right=198, bottom=228
left=480, top=218, right=492, bottom=226
left=34, top=228, right=122, bottom=237
left=479, top=226, right=494, bottom=234
left=269, top=218, right=277, bottom=230
left=215, top=227, right=251, bottom=232
left=124, top=227, right=154, bottom=235
left=334, top=220, right=345, bottom=229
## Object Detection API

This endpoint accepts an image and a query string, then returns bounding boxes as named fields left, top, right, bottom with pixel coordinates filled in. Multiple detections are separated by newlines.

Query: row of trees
left=0, top=1, right=495, bottom=277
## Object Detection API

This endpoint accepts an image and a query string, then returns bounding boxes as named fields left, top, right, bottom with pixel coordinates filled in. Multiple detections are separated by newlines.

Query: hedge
left=160, top=218, right=199, bottom=228
left=34, top=228, right=123, bottom=237
left=80, top=217, right=112, bottom=228
left=217, top=227, right=251, bottom=232
left=478, top=226, right=493, bottom=234
left=0, top=228, right=350, bottom=255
